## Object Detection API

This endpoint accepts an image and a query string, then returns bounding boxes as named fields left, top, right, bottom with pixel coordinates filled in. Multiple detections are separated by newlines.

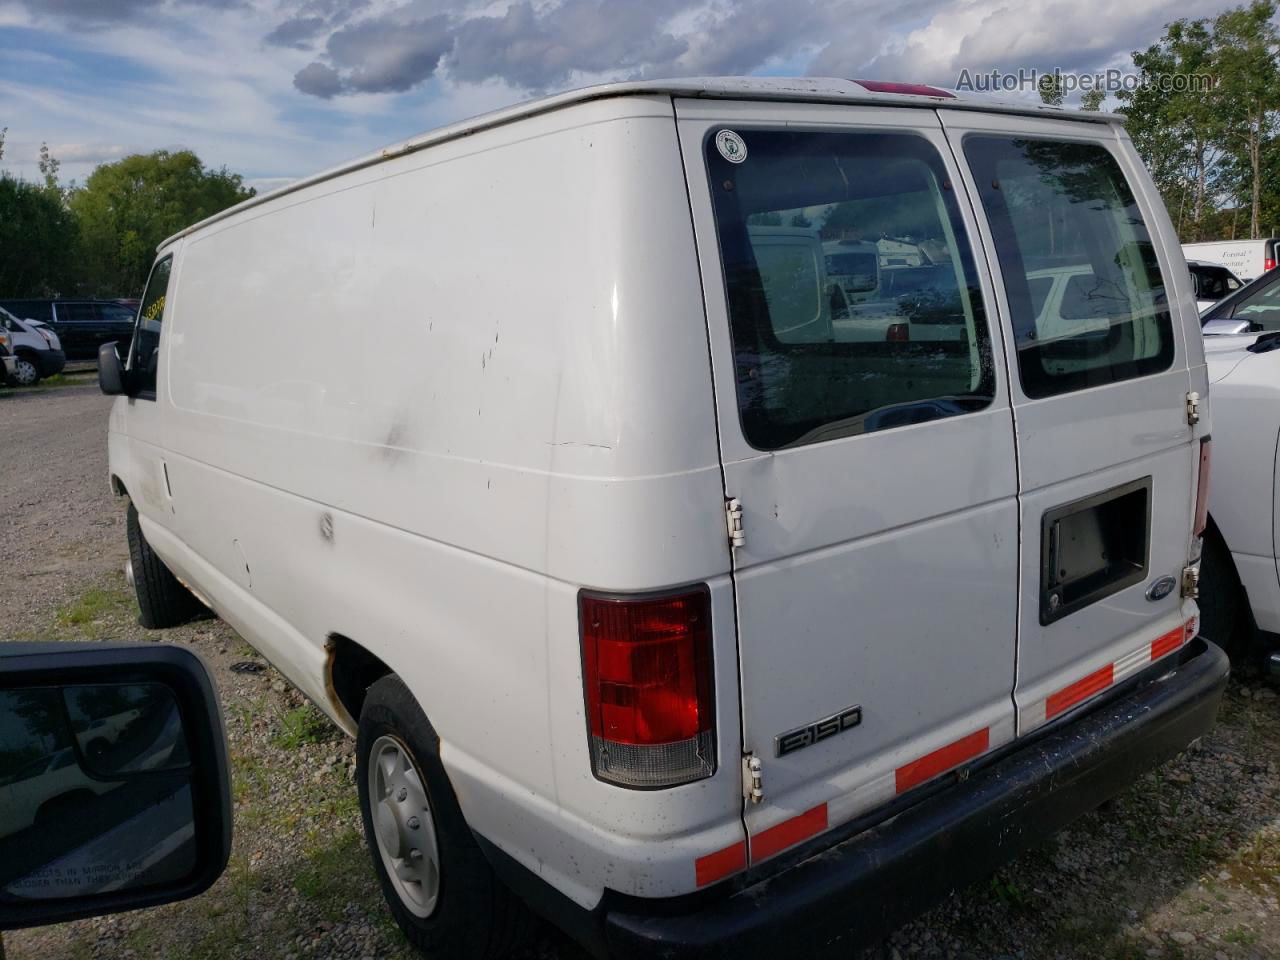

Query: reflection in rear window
left=964, top=136, right=1173, bottom=398
left=704, top=129, right=994, bottom=451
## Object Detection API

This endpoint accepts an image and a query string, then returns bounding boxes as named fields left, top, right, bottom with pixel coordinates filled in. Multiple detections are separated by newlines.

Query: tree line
left=1109, top=0, right=1280, bottom=242
left=0, top=130, right=254, bottom=299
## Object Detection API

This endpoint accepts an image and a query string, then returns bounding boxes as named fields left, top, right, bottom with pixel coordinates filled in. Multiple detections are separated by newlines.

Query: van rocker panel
left=488, top=638, right=1227, bottom=959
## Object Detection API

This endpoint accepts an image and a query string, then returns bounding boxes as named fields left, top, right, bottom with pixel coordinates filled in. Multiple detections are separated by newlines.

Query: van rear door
left=940, top=112, right=1200, bottom=740
left=676, top=100, right=1020, bottom=866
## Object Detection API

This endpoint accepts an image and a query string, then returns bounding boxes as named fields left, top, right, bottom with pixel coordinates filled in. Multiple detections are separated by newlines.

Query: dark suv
left=0, top=299, right=137, bottom=362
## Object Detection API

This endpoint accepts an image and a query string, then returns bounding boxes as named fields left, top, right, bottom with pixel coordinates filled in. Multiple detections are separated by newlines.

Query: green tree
left=70, top=150, right=254, bottom=295
left=1037, top=71, right=1065, bottom=106
left=0, top=173, right=78, bottom=296
left=1079, top=88, right=1106, bottom=111
left=37, top=142, right=60, bottom=192
left=1117, top=17, right=1224, bottom=239
left=1211, top=0, right=1280, bottom=238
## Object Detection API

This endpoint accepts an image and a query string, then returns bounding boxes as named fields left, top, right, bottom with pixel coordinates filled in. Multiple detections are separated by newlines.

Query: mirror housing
left=97, top=342, right=129, bottom=396
left=0, top=643, right=231, bottom=931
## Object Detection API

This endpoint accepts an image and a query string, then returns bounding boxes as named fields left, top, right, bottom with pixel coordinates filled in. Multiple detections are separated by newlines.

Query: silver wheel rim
left=368, top=734, right=440, bottom=917
left=14, top=359, right=37, bottom=385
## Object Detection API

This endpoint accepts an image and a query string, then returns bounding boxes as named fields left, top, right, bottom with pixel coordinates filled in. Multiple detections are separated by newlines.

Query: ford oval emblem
left=1146, top=575, right=1177, bottom=602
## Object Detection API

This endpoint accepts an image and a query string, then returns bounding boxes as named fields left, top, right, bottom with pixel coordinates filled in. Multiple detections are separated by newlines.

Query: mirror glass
left=0, top=683, right=197, bottom=901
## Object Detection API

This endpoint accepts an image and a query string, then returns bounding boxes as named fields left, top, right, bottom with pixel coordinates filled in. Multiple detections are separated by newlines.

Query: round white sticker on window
left=715, top=129, right=748, bottom=163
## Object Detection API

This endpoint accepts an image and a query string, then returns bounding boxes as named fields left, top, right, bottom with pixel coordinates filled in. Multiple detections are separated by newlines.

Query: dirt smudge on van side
left=377, top=418, right=414, bottom=466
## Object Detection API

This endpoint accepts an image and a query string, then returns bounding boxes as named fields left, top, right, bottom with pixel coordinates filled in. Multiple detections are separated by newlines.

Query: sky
left=0, top=0, right=1243, bottom=192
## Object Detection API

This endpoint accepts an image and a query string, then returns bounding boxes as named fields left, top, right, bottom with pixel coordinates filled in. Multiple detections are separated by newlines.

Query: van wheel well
left=1201, top=515, right=1257, bottom=658
left=111, top=476, right=128, bottom=498
left=326, top=634, right=392, bottom=730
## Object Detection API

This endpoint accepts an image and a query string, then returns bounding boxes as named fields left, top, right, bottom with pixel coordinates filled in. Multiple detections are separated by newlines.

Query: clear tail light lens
left=579, top=587, right=715, bottom=788
left=1194, top=437, right=1211, bottom=538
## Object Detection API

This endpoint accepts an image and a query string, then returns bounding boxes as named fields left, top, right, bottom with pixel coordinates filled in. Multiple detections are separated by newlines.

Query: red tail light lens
left=1194, top=437, right=1211, bottom=538
left=579, top=588, right=715, bottom=788
left=1265, top=257, right=1276, bottom=273
left=885, top=322, right=909, bottom=342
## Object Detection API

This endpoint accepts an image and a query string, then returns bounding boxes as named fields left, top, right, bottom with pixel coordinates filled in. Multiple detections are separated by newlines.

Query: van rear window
left=963, top=136, right=1174, bottom=398
left=704, top=129, right=995, bottom=451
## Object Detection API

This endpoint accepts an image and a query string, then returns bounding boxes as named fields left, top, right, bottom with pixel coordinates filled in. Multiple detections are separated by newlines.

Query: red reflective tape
left=750, top=804, right=829, bottom=862
left=895, top=728, right=989, bottom=794
left=695, top=840, right=746, bottom=888
left=1046, top=663, right=1114, bottom=720
left=1151, top=626, right=1185, bottom=661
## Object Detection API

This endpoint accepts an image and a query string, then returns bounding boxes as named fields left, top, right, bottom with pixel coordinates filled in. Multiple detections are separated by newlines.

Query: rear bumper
left=490, top=638, right=1229, bottom=959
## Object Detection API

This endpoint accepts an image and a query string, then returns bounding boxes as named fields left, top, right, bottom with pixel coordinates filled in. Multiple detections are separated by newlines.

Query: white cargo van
left=100, top=78, right=1227, bottom=958
left=1183, top=238, right=1280, bottom=284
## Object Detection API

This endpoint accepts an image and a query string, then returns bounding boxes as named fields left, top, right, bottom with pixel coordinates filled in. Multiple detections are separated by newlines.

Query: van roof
left=160, top=76, right=1122, bottom=250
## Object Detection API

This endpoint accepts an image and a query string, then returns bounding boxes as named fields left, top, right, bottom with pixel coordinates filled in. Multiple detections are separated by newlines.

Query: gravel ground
left=2, top=384, right=1279, bottom=960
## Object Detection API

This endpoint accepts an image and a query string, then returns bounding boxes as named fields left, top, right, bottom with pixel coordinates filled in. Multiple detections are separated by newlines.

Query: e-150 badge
left=775, top=704, right=863, bottom=757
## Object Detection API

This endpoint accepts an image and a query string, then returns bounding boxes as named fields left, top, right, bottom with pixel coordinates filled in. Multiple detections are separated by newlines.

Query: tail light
left=1266, top=257, right=1276, bottom=273
left=579, top=587, right=715, bottom=788
left=885, top=322, right=909, bottom=342
left=1193, top=437, right=1211, bottom=538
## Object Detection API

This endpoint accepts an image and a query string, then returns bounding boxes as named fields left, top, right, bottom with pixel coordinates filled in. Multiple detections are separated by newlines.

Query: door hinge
left=725, top=497, right=745, bottom=550
left=743, top=753, right=763, bottom=805
left=1182, top=563, right=1200, bottom=599
left=1186, top=391, right=1201, bottom=427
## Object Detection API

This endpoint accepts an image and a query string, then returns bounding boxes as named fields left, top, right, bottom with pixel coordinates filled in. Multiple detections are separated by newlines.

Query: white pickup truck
left=1200, top=330, right=1280, bottom=667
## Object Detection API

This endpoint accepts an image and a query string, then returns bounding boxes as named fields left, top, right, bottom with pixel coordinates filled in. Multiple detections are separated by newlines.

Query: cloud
left=293, top=61, right=345, bottom=98
left=264, top=15, right=326, bottom=49
left=448, top=0, right=688, bottom=89
left=841, top=0, right=1197, bottom=87
left=325, top=14, right=452, bottom=93
left=32, top=0, right=161, bottom=21
left=14, top=0, right=244, bottom=23
left=48, top=142, right=133, bottom=164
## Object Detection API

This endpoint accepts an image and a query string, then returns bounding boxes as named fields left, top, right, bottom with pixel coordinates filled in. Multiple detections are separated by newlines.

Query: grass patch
left=273, top=704, right=339, bottom=750
left=51, top=584, right=136, bottom=639
left=293, top=828, right=379, bottom=921
left=1225, top=825, right=1280, bottom=893
left=7, top=371, right=96, bottom=393
left=1225, top=925, right=1260, bottom=945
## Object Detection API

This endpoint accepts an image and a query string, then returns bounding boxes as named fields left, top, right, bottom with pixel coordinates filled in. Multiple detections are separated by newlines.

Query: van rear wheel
left=357, top=674, right=530, bottom=959
left=126, top=502, right=203, bottom=629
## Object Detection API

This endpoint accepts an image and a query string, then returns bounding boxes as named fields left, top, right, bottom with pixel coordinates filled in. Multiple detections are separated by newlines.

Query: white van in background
left=1187, top=260, right=1243, bottom=312
left=1182, top=239, right=1280, bottom=284
left=101, top=77, right=1226, bottom=958
left=823, top=239, right=880, bottom=304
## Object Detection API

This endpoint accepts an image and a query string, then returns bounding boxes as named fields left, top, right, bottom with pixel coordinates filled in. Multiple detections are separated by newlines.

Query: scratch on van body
left=545, top=441, right=613, bottom=450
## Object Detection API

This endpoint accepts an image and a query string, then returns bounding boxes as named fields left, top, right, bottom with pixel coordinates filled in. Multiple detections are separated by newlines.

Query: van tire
left=356, top=674, right=531, bottom=959
left=126, top=502, right=202, bottom=629
left=1198, top=527, right=1247, bottom=660
left=12, top=354, right=40, bottom=386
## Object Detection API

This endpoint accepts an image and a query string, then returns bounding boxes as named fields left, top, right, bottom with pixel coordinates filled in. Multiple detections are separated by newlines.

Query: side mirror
left=0, top=643, right=231, bottom=931
left=98, top=342, right=128, bottom=396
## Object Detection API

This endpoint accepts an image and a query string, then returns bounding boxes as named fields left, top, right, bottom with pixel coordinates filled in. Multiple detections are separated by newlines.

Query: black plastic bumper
left=35, top=348, right=66, bottom=376
left=486, top=638, right=1229, bottom=960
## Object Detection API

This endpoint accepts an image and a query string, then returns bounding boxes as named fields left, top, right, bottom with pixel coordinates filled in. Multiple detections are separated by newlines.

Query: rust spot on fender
left=323, top=637, right=359, bottom=737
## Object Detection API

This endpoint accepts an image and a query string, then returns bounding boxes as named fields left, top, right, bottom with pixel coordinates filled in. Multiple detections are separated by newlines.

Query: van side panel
left=152, top=96, right=743, bottom=905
